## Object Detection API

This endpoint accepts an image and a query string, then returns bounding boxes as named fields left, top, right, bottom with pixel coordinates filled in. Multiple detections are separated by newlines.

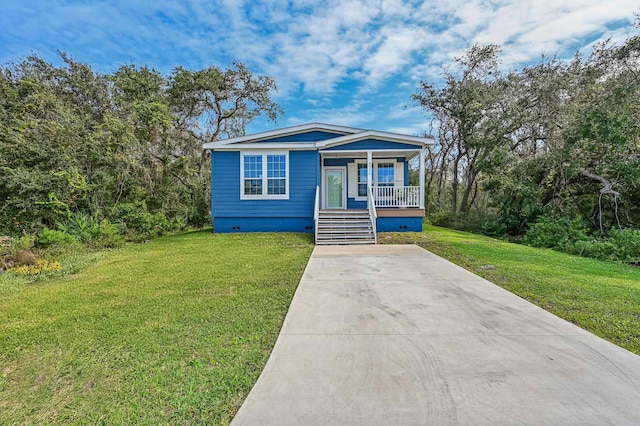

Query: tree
left=413, top=18, right=640, bottom=236
left=0, top=53, right=282, bottom=236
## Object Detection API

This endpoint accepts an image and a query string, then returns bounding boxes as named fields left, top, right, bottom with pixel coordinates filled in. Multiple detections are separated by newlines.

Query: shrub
left=114, top=201, right=186, bottom=240
left=13, top=235, right=35, bottom=251
left=56, top=213, right=101, bottom=243
left=429, top=210, right=456, bottom=227
left=523, top=215, right=590, bottom=250
left=572, top=228, right=640, bottom=263
left=55, top=213, right=124, bottom=248
left=608, top=228, right=640, bottom=263
left=37, top=228, right=79, bottom=246
left=91, top=221, right=124, bottom=249
left=10, top=259, right=62, bottom=275
left=12, top=250, right=39, bottom=266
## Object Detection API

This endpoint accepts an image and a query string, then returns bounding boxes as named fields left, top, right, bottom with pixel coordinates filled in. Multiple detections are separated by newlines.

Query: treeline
left=414, top=21, right=640, bottom=262
left=0, top=53, right=281, bottom=242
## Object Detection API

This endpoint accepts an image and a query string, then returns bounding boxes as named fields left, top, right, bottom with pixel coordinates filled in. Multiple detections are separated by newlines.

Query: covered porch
left=318, top=148, right=426, bottom=212
left=313, top=147, right=426, bottom=243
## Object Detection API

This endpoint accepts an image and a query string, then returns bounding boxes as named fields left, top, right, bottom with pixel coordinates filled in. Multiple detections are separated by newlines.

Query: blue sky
left=1, top=0, right=638, bottom=136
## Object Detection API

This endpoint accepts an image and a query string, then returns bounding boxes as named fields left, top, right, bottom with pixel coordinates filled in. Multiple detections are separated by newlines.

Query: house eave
left=202, top=122, right=364, bottom=150
left=316, top=130, right=433, bottom=149
left=211, top=143, right=316, bottom=151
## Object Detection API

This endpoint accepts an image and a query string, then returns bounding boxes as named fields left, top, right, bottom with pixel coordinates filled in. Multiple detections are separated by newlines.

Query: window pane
left=267, top=155, right=286, bottom=178
left=244, top=155, right=262, bottom=179
left=377, top=162, right=394, bottom=187
left=244, top=179, right=262, bottom=195
left=357, top=163, right=367, bottom=183
left=267, top=178, right=286, bottom=195
left=358, top=183, right=368, bottom=197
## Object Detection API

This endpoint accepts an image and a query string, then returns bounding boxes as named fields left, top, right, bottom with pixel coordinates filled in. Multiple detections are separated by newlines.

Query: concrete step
left=316, top=239, right=376, bottom=245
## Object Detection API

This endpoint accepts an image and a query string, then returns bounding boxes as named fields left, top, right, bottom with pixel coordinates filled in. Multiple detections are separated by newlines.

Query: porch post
left=419, top=147, right=425, bottom=209
left=367, top=150, right=373, bottom=209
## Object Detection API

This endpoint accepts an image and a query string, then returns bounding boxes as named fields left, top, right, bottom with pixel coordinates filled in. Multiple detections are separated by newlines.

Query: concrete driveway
left=232, top=245, right=640, bottom=425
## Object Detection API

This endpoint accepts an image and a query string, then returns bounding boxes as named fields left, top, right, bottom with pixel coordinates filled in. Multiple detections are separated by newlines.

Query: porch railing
left=372, top=186, right=420, bottom=208
left=367, top=186, right=377, bottom=244
left=313, top=185, right=319, bottom=243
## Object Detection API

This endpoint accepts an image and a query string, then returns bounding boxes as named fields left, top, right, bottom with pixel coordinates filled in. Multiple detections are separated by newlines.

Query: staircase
left=315, top=209, right=376, bottom=245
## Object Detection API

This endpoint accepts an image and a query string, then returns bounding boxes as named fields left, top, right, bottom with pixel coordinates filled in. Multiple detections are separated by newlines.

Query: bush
left=56, top=213, right=101, bottom=243
left=608, top=228, right=640, bottom=263
left=429, top=210, right=456, bottom=227
left=523, top=215, right=590, bottom=250
left=572, top=228, right=640, bottom=263
left=55, top=213, right=124, bottom=248
left=91, top=221, right=125, bottom=249
left=114, top=201, right=186, bottom=240
left=37, top=228, right=79, bottom=246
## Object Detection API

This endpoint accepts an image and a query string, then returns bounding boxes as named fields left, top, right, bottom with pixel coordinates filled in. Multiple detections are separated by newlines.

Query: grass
left=380, top=224, right=640, bottom=355
left=0, top=231, right=313, bottom=425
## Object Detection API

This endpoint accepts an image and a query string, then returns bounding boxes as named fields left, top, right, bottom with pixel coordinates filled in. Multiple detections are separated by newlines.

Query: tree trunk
left=459, top=167, right=478, bottom=213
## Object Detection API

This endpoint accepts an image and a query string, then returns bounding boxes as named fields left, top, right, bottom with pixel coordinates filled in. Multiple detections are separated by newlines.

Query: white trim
left=320, top=149, right=422, bottom=155
left=213, top=143, right=315, bottom=151
left=322, top=167, right=347, bottom=209
left=316, top=130, right=432, bottom=148
left=203, top=122, right=363, bottom=149
left=239, top=150, right=289, bottom=200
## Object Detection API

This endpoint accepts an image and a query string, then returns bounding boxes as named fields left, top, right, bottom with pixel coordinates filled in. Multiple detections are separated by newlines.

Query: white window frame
left=354, top=159, right=397, bottom=201
left=240, top=150, right=289, bottom=200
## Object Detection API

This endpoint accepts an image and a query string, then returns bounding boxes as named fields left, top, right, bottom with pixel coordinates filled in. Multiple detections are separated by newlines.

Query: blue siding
left=377, top=217, right=423, bottom=232
left=347, top=198, right=367, bottom=209
left=323, top=139, right=421, bottom=151
left=211, top=150, right=319, bottom=232
left=405, top=161, right=409, bottom=185
left=214, top=217, right=314, bottom=233
left=323, top=158, right=351, bottom=167
left=258, top=130, right=347, bottom=143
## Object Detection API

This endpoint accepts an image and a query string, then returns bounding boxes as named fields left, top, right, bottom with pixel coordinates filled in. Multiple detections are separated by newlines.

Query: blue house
left=203, top=123, right=433, bottom=244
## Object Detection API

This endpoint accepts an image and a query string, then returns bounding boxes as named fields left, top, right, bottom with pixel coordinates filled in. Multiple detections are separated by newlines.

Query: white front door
left=324, top=167, right=346, bottom=209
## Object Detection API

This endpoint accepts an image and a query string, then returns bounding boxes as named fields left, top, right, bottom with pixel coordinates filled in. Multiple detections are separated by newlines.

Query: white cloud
left=2, top=0, right=638, bottom=134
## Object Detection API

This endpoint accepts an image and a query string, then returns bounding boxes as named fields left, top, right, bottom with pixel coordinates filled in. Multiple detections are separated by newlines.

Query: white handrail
left=372, top=186, right=420, bottom=208
left=313, top=185, right=319, bottom=244
left=367, top=186, right=377, bottom=244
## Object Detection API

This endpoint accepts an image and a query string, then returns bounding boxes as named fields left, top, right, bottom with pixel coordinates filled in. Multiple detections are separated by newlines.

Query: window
left=353, top=160, right=398, bottom=200
left=243, top=155, right=263, bottom=195
left=267, top=154, right=286, bottom=195
left=241, top=152, right=288, bottom=199
left=357, top=163, right=368, bottom=197
left=377, top=163, right=394, bottom=187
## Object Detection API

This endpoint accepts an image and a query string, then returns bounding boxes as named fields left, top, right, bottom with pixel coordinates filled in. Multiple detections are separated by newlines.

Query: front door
left=324, top=167, right=346, bottom=209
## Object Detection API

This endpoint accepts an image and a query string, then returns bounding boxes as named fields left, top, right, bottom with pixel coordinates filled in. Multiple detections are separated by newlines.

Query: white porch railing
left=313, top=185, right=320, bottom=243
left=367, top=186, right=377, bottom=244
left=372, top=186, right=420, bottom=208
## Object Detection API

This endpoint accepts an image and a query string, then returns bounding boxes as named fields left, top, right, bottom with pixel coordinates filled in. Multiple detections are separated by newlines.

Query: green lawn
left=3, top=226, right=639, bottom=424
left=0, top=231, right=313, bottom=425
left=380, top=225, right=640, bottom=355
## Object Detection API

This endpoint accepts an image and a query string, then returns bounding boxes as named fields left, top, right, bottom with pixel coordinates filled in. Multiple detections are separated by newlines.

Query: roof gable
left=251, top=130, right=346, bottom=143
left=203, top=123, right=434, bottom=151
left=202, top=122, right=362, bottom=149
left=322, top=139, right=424, bottom=151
